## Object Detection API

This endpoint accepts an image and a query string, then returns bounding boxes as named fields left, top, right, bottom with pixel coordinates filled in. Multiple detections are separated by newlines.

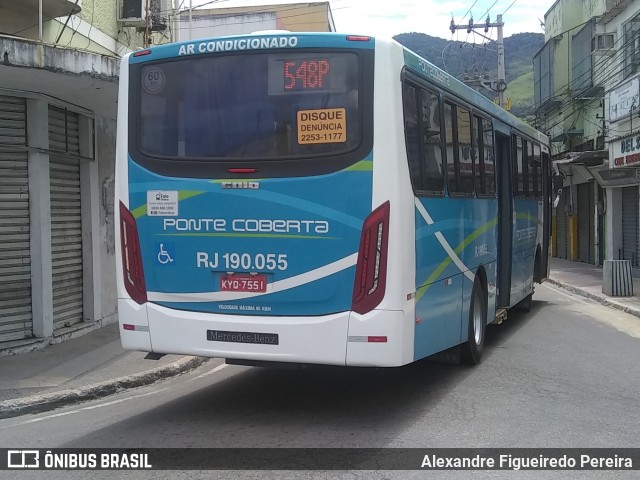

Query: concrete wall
left=584, top=0, right=607, bottom=19
left=79, top=0, right=119, bottom=39
left=96, top=115, right=118, bottom=325
left=42, top=22, right=116, bottom=56
left=177, top=13, right=277, bottom=41
left=178, top=2, right=334, bottom=40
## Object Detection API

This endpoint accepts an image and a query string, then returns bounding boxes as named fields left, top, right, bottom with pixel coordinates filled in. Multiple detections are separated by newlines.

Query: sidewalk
left=1, top=258, right=639, bottom=420
left=548, top=257, right=640, bottom=318
left=0, top=322, right=209, bottom=419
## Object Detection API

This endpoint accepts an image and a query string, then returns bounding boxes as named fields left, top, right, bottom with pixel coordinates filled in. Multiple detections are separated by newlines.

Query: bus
left=115, top=32, right=551, bottom=367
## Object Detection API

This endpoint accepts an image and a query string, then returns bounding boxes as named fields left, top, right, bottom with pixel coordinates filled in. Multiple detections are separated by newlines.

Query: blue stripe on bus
left=127, top=157, right=372, bottom=316
left=130, top=33, right=375, bottom=64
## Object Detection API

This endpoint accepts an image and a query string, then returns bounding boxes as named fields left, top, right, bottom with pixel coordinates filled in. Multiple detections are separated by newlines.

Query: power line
left=459, top=0, right=479, bottom=24
left=518, top=18, right=627, bottom=119
left=503, top=0, right=518, bottom=15
left=528, top=41, right=627, bottom=130
left=478, top=0, right=501, bottom=20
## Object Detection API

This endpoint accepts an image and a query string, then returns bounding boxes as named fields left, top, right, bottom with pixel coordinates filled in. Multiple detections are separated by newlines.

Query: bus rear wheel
left=461, top=278, right=486, bottom=365
left=515, top=291, right=532, bottom=312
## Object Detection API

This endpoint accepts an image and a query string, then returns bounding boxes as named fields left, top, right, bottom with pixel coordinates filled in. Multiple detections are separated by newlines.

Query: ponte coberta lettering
left=178, top=36, right=298, bottom=56
left=163, top=218, right=329, bottom=234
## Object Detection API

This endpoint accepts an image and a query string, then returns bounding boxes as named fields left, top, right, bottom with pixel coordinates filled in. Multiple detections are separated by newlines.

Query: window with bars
left=624, top=13, right=640, bottom=79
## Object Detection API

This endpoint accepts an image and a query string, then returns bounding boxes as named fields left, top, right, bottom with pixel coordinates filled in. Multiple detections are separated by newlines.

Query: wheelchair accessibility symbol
left=157, top=243, right=174, bottom=265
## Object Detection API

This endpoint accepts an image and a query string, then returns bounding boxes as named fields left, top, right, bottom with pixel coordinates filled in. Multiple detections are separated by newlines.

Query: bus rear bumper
left=118, top=300, right=410, bottom=367
left=118, top=299, right=152, bottom=352
left=346, top=309, right=408, bottom=367
left=143, top=302, right=351, bottom=366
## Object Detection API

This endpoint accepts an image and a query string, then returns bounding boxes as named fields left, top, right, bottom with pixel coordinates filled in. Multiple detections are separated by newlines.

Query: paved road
left=1, top=282, right=639, bottom=479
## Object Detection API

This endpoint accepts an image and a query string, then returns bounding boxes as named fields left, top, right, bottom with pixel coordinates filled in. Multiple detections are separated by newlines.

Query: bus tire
left=461, top=277, right=486, bottom=365
left=533, top=247, right=542, bottom=283
left=515, top=292, right=532, bottom=313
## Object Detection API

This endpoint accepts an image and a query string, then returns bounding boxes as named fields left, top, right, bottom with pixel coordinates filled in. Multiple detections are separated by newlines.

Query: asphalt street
left=1, top=282, right=639, bottom=480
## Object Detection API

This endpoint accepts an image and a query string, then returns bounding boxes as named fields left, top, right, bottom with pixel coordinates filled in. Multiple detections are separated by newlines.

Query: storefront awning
left=553, top=149, right=608, bottom=167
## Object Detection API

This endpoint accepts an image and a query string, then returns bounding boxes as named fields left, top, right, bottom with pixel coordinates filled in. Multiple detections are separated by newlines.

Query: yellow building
left=176, top=1, right=335, bottom=41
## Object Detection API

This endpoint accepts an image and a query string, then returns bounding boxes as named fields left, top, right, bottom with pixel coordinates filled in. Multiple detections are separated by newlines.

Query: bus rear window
left=136, top=52, right=361, bottom=160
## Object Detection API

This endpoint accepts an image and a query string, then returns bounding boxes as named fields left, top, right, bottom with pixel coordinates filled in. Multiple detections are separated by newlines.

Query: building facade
left=534, top=0, right=640, bottom=268
left=175, top=1, right=335, bottom=41
left=0, top=0, right=334, bottom=352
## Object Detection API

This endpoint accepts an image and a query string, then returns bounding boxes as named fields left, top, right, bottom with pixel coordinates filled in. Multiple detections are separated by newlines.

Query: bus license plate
left=220, top=274, right=267, bottom=293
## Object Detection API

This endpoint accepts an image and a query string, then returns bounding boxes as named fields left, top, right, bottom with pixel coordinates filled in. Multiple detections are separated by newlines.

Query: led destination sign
left=268, top=53, right=351, bottom=95
left=284, top=59, right=330, bottom=91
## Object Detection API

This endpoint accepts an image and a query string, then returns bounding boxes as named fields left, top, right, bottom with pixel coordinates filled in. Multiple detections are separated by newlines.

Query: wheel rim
left=473, top=290, right=482, bottom=345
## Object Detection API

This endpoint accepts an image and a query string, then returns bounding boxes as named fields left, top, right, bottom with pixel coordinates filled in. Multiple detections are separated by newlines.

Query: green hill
left=393, top=32, right=543, bottom=118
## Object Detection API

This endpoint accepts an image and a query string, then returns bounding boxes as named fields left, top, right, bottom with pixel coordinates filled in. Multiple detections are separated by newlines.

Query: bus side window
left=457, top=106, right=474, bottom=196
left=444, top=102, right=459, bottom=195
left=522, top=140, right=529, bottom=197
left=473, top=115, right=484, bottom=195
left=534, top=143, right=542, bottom=199
left=513, top=135, right=524, bottom=198
left=402, top=83, right=424, bottom=192
left=483, top=120, right=496, bottom=196
left=527, top=140, right=535, bottom=198
left=421, top=89, right=444, bottom=194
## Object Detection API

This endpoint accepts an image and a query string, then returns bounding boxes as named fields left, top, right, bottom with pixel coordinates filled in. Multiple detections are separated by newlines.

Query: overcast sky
left=188, top=0, right=557, bottom=40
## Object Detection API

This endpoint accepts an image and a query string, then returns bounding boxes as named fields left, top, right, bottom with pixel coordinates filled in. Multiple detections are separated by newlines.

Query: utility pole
left=145, top=0, right=150, bottom=47
left=173, top=0, right=180, bottom=42
left=189, top=0, right=193, bottom=40
left=450, top=14, right=507, bottom=108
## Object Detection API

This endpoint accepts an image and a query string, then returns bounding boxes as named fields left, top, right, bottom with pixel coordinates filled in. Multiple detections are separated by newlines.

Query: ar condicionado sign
left=297, top=108, right=346, bottom=145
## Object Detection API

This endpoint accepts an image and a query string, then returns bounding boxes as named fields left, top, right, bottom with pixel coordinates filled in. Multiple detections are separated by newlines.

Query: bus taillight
left=119, top=202, right=147, bottom=304
left=352, top=201, right=390, bottom=314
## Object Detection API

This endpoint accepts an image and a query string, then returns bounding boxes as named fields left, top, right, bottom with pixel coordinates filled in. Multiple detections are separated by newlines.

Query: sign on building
left=609, top=76, right=640, bottom=123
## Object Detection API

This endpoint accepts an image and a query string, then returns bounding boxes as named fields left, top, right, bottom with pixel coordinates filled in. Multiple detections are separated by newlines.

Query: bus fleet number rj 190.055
left=196, top=252, right=288, bottom=271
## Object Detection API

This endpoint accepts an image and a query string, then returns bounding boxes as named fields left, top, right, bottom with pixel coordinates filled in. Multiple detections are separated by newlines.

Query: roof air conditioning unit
left=118, top=0, right=147, bottom=27
left=591, top=34, right=616, bottom=53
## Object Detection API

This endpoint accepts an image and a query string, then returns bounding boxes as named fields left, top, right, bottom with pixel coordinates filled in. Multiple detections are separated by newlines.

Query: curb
left=546, top=278, right=640, bottom=320
left=0, top=356, right=210, bottom=420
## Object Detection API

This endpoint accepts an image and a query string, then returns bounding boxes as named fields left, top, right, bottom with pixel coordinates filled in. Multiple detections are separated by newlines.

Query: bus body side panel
left=115, top=54, right=156, bottom=349
left=413, top=197, right=498, bottom=360
left=511, top=198, right=542, bottom=306
left=346, top=40, right=416, bottom=367
left=115, top=54, right=132, bottom=304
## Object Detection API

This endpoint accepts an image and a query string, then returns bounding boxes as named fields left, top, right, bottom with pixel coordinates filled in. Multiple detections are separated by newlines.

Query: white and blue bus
left=115, top=32, right=551, bottom=367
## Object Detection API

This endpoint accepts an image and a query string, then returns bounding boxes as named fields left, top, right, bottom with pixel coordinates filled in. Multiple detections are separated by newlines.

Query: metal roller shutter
left=621, top=186, right=639, bottom=266
left=577, top=182, right=595, bottom=264
left=556, top=187, right=569, bottom=259
left=0, top=96, right=32, bottom=341
left=49, top=106, right=83, bottom=331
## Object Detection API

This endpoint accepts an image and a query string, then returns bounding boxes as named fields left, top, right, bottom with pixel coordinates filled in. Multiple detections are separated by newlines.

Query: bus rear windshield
left=136, top=52, right=361, bottom=160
